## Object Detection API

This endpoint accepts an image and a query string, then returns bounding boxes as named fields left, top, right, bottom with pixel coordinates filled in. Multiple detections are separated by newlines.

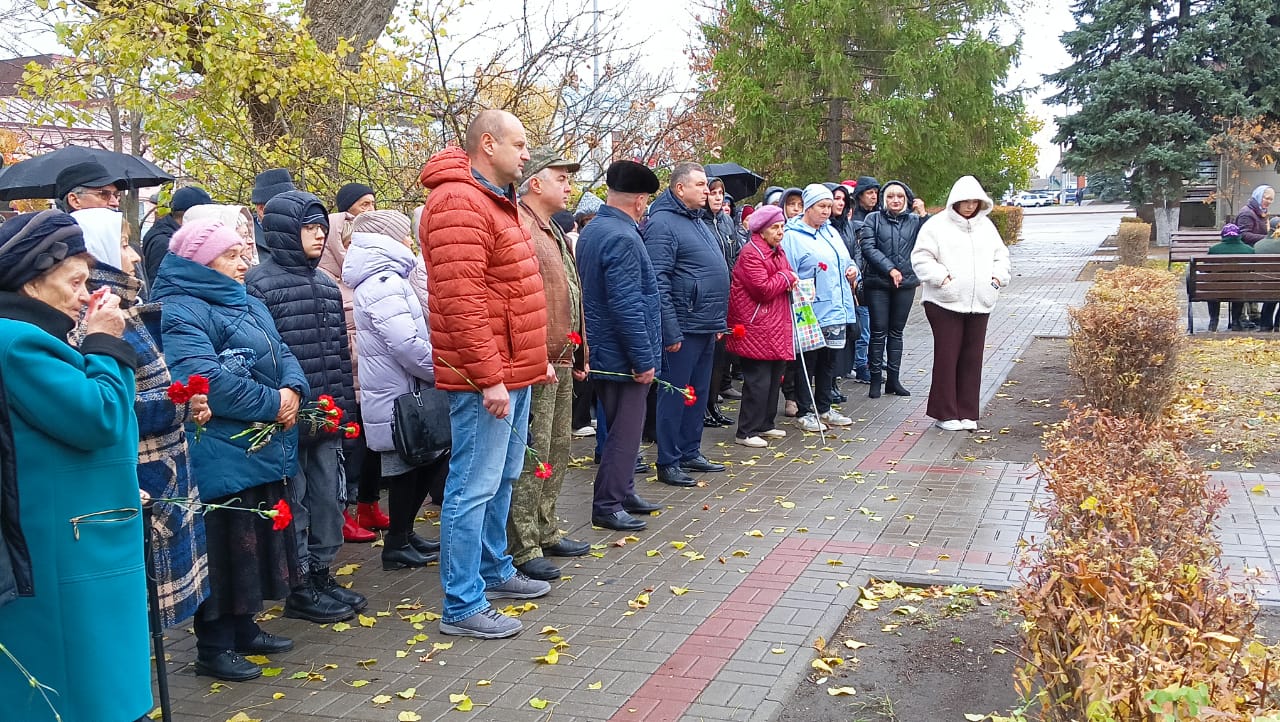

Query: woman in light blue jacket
left=343, top=211, right=445, bottom=572
left=780, top=184, right=859, bottom=433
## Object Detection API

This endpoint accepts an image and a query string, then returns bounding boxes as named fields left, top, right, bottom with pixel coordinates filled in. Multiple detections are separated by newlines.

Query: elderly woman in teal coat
left=0, top=210, right=150, bottom=722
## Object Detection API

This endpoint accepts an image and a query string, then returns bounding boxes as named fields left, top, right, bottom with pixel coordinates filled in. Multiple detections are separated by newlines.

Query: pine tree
left=695, top=0, right=1034, bottom=203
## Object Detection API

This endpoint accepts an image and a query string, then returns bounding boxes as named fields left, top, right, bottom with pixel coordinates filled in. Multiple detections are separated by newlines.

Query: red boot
left=343, top=509, right=376, bottom=543
left=357, top=501, right=390, bottom=531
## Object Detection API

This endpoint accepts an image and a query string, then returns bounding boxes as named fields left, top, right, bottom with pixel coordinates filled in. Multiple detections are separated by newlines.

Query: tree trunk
left=826, top=96, right=843, bottom=180
left=1153, top=203, right=1179, bottom=248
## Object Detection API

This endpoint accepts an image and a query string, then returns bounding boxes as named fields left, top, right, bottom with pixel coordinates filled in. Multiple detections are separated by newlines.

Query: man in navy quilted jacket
left=642, top=162, right=731, bottom=488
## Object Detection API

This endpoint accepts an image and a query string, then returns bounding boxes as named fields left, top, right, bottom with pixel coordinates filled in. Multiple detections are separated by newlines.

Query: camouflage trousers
left=507, top=366, right=573, bottom=565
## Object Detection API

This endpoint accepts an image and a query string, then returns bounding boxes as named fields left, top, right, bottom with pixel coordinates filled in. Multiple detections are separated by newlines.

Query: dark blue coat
left=153, top=253, right=309, bottom=499
left=248, top=191, right=355, bottom=442
left=577, top=205, right=662, bottom=379
left=642, top=189, right=731, bottom=344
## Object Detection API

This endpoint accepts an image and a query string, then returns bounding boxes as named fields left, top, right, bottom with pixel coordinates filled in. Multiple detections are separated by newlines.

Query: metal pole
left=791, top=288, right=826, bottom=445
left=142, top=504, right=172, bottom=722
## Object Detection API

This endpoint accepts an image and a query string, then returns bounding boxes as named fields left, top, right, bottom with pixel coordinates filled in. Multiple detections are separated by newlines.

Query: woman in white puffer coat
left=910, top=176, right=1011, bottom=432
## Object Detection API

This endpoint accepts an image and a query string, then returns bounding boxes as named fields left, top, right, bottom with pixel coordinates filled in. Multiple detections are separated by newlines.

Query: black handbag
left=391, top=379, right=452, bottom=466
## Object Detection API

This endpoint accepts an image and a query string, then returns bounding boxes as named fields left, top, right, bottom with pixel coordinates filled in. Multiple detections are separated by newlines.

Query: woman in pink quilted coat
left=726, top=205, right=799, bottom=448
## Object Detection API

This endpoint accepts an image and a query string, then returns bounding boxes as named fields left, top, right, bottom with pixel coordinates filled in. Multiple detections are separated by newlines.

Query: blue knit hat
left=251, top=168, right=296, bottom=204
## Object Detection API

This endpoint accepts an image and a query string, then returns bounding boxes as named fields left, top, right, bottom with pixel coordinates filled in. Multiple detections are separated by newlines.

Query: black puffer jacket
left=830, top=185, right=865, bottom=302
left=0, top=367, right=33, bottom=608
left=247, top=191, right=355, bottom=442
left=141, top=214, right=180, bottom=286
left=858, top=180, right=925, bottom=291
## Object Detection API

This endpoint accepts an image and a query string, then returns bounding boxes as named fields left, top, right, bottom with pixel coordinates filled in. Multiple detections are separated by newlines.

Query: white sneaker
left=797, top=414, right=828, bottom=432
left=819, top=409, right=853, bottom=427
left=935, top=419, right=965, bottom=431
left=572, top=426, right=596, bottom=437
left=735, top=436, right=768, bottom=448
left=760, top=428, right=787, bottom=439
left=960, top=419, right=978, bottom=430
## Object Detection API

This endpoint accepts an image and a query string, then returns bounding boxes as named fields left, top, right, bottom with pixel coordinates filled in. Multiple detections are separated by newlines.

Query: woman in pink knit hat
left=151, top=219, right=310, bottom=682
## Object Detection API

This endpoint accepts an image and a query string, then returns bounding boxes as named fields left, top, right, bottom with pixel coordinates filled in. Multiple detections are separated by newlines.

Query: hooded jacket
left=850, top=176, right=882, bottom=227
left=781, top=214, right=858, bottom=328
left=418, top=146, right=548, bottom=391
left=247, top=190, right=355, bottom=442
left=577, top=205, right=663, bottom=378
left=859, top=180, right=925, bottom=291
left=910, top=176, right=1012, bottom=315
left=142, top=213, right=181, bottom=285
left=702, top=187, right=741, bottom=271
left=153, top=253, right=309, bottom=499
left=780, top=187, right=804, bottom=217
left=642, top=188, right=731, bottom=343
left=343, top=232, right=434, bottom=453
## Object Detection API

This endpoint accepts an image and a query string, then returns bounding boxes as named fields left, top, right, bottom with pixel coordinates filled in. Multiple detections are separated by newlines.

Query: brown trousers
left=923, top=302, right=989, bottom=422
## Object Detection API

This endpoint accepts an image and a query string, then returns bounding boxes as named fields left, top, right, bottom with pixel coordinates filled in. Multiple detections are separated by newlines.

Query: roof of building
left=0, top=55, right=63, bottom=96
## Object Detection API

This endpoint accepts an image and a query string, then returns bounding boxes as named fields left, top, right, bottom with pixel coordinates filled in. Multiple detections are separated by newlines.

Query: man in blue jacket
left=577, top=161, right=664, bottom=531
left=642, top=162, right=730, bottom=487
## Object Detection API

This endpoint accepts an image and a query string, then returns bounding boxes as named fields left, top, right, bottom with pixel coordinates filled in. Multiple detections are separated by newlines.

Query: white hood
left=71, top=207, right=123, bottom=269
left=944, top=176, right=994, bottom=223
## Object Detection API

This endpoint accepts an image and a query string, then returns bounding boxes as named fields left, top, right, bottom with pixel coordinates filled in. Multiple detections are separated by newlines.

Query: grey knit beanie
left=351, top=209, right=411, bottom=241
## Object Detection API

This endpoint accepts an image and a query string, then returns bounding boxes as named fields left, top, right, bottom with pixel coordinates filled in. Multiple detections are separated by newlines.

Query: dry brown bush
left=990, top=205, right=1024, bottom=245
left=1068, top=266, right=1182, bottom=420
left=1014, top=407, right=1280, bottom=721
left=1117, top=221, right=1152, bottom=266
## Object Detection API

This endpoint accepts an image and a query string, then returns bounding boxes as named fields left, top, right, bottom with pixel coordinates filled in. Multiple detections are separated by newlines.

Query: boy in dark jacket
left=247, top=190, right=366, bottom=624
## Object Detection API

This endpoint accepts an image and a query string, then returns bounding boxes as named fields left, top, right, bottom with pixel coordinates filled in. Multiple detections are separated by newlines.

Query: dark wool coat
left=0, top=362, right=31, bottom=610
left=87, top=263, right=209, bottom=627
left=249, top=190, right=355, bottom=442
left=153, top=253, right=309, bottom=500
left=577, top=205, right=663, bottom=379
left=0, top=291, right=151, bottom=722
left=141, top=213, right=181, bottom=286
left=643, top=188, right=731, bottom=344
left=1235, top=199, right=1269, bottom=246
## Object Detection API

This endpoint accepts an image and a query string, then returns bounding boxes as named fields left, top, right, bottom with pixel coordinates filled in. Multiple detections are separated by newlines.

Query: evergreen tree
left=695, top=0, right=1034, bottom=203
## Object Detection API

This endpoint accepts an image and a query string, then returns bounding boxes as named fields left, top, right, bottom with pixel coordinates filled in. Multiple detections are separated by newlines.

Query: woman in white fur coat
left=910, top=176, right=1011, bottom=431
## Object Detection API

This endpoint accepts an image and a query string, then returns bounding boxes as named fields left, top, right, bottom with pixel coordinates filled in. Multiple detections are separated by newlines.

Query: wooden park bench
left=1186, top=254, right=1280, bottom=333
left=1169, top=228, right=1222, bottom=267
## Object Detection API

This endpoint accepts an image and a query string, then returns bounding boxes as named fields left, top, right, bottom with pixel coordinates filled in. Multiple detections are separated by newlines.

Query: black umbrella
left=0, top=145, right=174, bottom=201
left=703, top=162, right=765, bottom=202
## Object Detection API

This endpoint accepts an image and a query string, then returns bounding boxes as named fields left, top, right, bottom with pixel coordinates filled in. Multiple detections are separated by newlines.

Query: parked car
left=1012, top=192, right=1051, bottom=208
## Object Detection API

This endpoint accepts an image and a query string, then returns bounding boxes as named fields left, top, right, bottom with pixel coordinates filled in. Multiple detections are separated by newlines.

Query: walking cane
left=791, top=286, right=827, bottom=446
left=142, top=502, right=173, bottom=722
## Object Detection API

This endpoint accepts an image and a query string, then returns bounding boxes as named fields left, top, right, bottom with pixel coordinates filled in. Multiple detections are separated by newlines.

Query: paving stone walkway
left=160, top=206, right=1280, bottom=722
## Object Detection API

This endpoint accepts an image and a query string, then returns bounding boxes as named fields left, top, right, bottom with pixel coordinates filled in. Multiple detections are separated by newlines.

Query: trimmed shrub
left=1014, top=407, right=1279, bottom=720
left=1117, top=220, right=1152, bottom=266
left=1068, top=266, right=1182, bottom=420
left=989, top=205, right=1023, bottom=245
left=1120, top=216, right=1145, bottom=223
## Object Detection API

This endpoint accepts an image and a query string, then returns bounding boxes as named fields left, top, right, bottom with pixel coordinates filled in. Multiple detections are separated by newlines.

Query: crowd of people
left=0, top=108, right=1013, bottom=720
left=1204, top=184, right=1280, bottom=332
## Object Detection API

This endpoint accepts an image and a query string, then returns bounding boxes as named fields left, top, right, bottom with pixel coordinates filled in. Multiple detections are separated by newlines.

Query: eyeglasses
left=81, top=188, right=121, bottom=201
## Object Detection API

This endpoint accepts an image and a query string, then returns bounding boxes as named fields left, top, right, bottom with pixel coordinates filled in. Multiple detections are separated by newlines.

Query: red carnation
left=326, top=407, right=341, bottom=418
left=317, top=394, right=335, bottom=410
left=534, top=462, right=553, bottom=479
left=343, top=422, right=361, bottom=439
left=167, top=381, right=191, bottom=404
left=323, top=419, right=339, bottom=432
left=187, top=374, right=210, bottom=395
left=817, top=262, right=829, bottom=272
left=732, top=324, right=746, bottom=339
left=567, top=331, right=583, bottom=346
left=269, top=499, right=293, bottom=531
left=683, top=385, right=697, bottom=406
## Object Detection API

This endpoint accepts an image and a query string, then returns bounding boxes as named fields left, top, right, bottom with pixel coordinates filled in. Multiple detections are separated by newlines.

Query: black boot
left=867, top=335, right=885, bottom=399
left=382, top=533, right=430, bottom=570
left=868, top=374, right=883, bottom=399
left=885, top=339, right=910, bottom=396
left=407, top=531, right=441, bottom=561
left=284, top=577, right=355, bottom=624
left=311, top=566, right=367, bottom=613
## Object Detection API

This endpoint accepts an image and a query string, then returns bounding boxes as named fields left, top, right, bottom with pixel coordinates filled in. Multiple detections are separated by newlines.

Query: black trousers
left=795, top=347, right=836, bottom=417
left=736, top=358, right=786, bottom=437
left=706, top=337, right=730, bottom=414
left=193, top=605, right=259, bottom=658
left=386, top=452, right=449, bottom=538
left=571, top=375, right=595, bottom=429
left=866, top=286, right=915, bottom=377
left=1259, top=302, right=1280, bottom=329
left=343, top=405, right=383, bottom=505
left=593, top=380, right=649, bottom=516
left=1206, top=301, right=1243, bottom=330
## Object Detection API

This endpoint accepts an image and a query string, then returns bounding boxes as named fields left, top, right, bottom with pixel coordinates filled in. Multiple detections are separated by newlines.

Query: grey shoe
left=439, top=607, right=522, bottom=639
left=484, top=572, right=551, bottom=600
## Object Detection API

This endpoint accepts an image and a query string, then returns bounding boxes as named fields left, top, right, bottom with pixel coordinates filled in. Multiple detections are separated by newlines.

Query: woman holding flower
left=726, top=205, right=797, bottom=448
left=152, top=219, right=308, bottom=682
left=0, top=210, right=151, bottom=722
left=73, top=207, right=212, bottom=627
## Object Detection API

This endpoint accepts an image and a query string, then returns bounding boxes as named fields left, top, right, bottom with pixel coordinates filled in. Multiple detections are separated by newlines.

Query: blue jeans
left=855, top=305, right=870, bottom=370
left=657, top=332, right=716, bottom=467
left=438, top=387, right=532, bottom=623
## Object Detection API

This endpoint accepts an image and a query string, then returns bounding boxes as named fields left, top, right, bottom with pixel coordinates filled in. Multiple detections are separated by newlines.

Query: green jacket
left=0, top=292, right=150, bottom=722
left=1208, top=238, right=1255, bottom=254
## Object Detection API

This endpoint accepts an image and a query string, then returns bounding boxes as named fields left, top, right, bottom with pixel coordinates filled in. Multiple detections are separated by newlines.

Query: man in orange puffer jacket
left=419, top=109, right=553, bottom=639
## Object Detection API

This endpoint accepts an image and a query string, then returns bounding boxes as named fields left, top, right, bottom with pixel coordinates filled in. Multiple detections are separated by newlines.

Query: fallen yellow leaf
left=450, top=693, right=474, bottom=711
left=827, top=686, right=857, bottom=696
left=529, top=698, right=549, bottom=710
left=396, top=687, right=416, bottom=699
left=587, top=680, right=602, bottom=690
left=371, top=694, right=393, bottom=705
left=398, top=712, right=422, bottom=722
